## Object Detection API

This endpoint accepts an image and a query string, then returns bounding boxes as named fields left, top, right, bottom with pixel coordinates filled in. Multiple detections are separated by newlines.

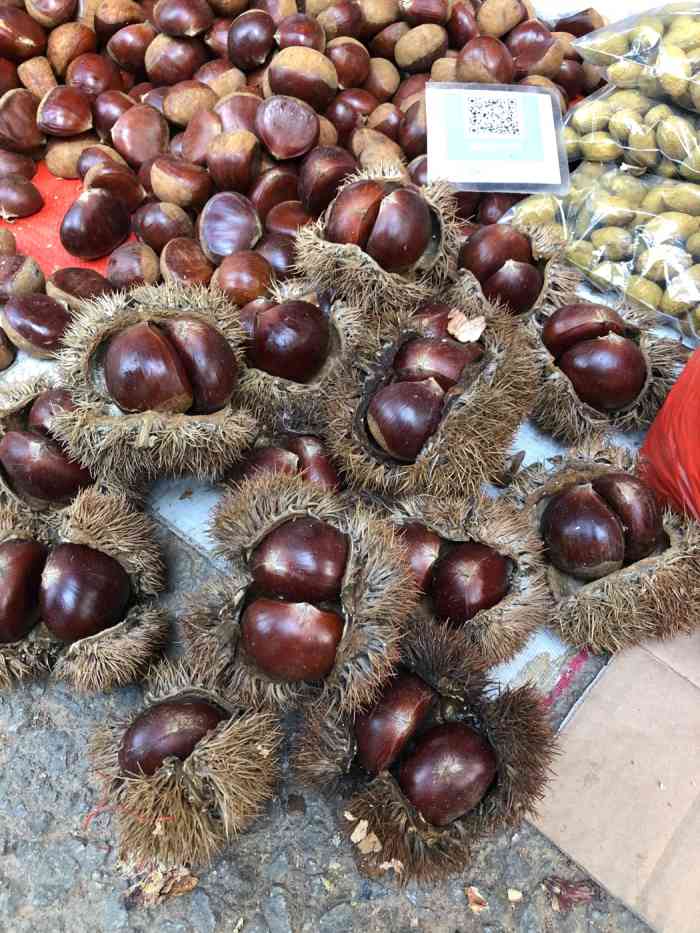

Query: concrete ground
left=0, top=522, right=652, bottom=933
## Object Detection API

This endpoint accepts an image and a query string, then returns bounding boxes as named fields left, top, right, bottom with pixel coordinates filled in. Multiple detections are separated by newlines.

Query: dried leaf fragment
left=508, top=888, right=523, bottom=903
left=466, top=885, right=489, bottom=913
left=448, top=310, right=486, bottom=344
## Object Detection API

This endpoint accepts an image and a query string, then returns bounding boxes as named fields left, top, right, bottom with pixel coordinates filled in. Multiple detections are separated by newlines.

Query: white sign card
left=426, top=83, right=571, bottom=195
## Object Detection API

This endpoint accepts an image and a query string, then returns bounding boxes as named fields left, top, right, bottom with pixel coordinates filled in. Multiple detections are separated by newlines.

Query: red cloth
left=0, top=162, right=135, bottom=275
left=640, top=349, right=700, bottom=519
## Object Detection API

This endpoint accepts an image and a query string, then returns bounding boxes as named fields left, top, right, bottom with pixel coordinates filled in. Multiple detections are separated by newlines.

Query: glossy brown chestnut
left=107, top=23, right=157, bottom=72
left=144, top=34, right=208, bottom=85
left=268, top=47, right=337, bottom=112
left=326, top=37, right=369, bottom=89
left=483, top=260, right=543, bottom=315
left=105, top=321, right=194, bottom=413
left=458, top=224, right=540, bottom=313
left=106, top=242, right=160, bottom=288
left=153, top=0, right=214, bottom=37
left=27, top=388, right=77, bottom=438
left=240, top=444, right=300, bottom=480
left=255, top=232, right=295, bottom=280
left=318, top=0, right=365, bottom=41
left=132, top=200, right=194, bottom=253
left=94, top=0, right=145, bottom=43
left=119, top=696, right=229, bottom=775
left=393, top=336, right=481, bottom=390
left=398, top=722, right=497, bottom=826
left=46, top=23, right=96, bottom=78
left=0, top=174, right=43, bottom=219
left=37, top=86, right=92, bottom=137
left=298, top=145, right=357, bottom=215
left=162, top=79, right=217, bottom=126
left=0, top=255, right=44, bottom=301
left=205, top=18, right=233, bottom=56
left=0, top=431, right=93, bottom=504
left=477, top=194, right=522, bottom=226
left=398, top=97, right=426, bottom=160
left=60, top=189, right=130, bottom=260
left=505, top=20, right=563, bottom=80
left=430, top=541, right=510, bottom=624
left=275, top=13, right=325, bottom=51
left=181, top=108, right=223, bottom=165
left=0, top=9, right=47, bottom=63
left=355, top=671, right=436, bottom=773
left=83, top=161, right=145, bottom=213
left=241, top=597, right=343, bottom=682
left=211, top=250, right=272, bottom=304
left=46, top=267, right=113, bottom=307
left=284, top=434, right=340, bottom=490
left=555, top=58, right=585, bottom=100
left=77, top=142, right=127, bottom=177
left=366, top=187, right=432, bottom=274
left=248, top=299, right=329, bottom=383
left=394, top=24, right=447, bottom=73
left=0, top=89, right=45, bottom=153
left=0, top=57, right=17, bottom=95
left=206, top=129, right=260, bottom=192
left=559, top=335, right=647, bottom=413
left=542, top=303, right=626, bottom=360
left=0, top=539, right=48, bottom=644
left=397, top=522, right=441, bottom=593
left=227, top=10, right=274, bottom=70
left=265, top=200, right=313, bottom=237
left=111, top=103, right=169, bottom=167
left=0, top=149, right=36, bottom=180
left=592, top=472, right=663, bottom=565
left=363, top=57, right=400, bottom=102
left=159, top=316, right=239, bottom=413
left=151, top=156, right=213, bottom=210
left=255, top=95, right=320, bottom=160
left=553, top=8, right=604, bottom=37
left=198, top=191, right=262, bottom=264
left=325, top=87, right=377, bottom=143
left=447, top=0, right=478, bottom=47
left=250, top=516, right=348, bottom=603
left=366, top=378, right=444, bottom=463
left=249, top=165, right=299, bottom=220
left=1, top=294, right=71, bottom=356
left=161, top=236, right=214, bottom=284
left=65, top=53, right=123, bottom=100
left=541, top=483, right=625, bottom=580
left=324, top=178, right=385, bottom=248
left=195, top=58, right=245, bottom=97
left=456, top=36, right=514, bottom=85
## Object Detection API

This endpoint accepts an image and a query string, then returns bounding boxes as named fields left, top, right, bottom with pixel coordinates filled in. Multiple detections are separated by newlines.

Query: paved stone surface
left=0, top=523, right=652, bottom=933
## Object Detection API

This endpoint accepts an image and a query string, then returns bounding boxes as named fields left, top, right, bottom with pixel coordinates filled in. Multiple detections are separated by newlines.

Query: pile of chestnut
left=237, top=433, right=340, bottom=489
left=541, top=470, right=664, bottom=581
left=542, top=302, right=647, bottom=412
left=0, top=387, right=93, bottom=505
left=103, top=315, right=238, bottom=413
left=354, top=669, right=497, bottom=826
left=458, top=223, right=543, bottom=315
left=0, top=531, right=131, bottom=645
left=364, top=309, right=484, bottom=462
left=0, top=0, right=606, bottom=289
left=398, top=521, right=510, bottom=623
left=240, top=515, right=349, bottom=682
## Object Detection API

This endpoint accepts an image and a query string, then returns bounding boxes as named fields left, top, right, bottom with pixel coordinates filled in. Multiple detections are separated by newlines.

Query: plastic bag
left=563, top=165, right=700, bottom=340
left=564, top=84, right=700, bottom=180
left=575, top=4, right=700, bottom=116
left=640, top=347, right=700, bottom=516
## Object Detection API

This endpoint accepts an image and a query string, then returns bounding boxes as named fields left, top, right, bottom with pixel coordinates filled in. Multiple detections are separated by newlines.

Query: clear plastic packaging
left=564, top=84, right=700, bottom=180
left=575, top=4, right=700, bottom=116
left=562, top=165, right=700, bottom=340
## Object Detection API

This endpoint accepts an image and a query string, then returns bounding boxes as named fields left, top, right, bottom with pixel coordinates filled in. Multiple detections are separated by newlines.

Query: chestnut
left=46, top=266, right=113, bottom=307
left=60, top=188, right=130, bottom=260
left=0, top=328, right=15, bottom=368
left=399, top=0, right=448, bottom=26
left=366, top=378, right=444, bottom=463
left=94, top=0, right=144, bottom=43
left=0, top=540, right=48, bottom=644
left=318, top=0, right=365, bottom=41
left=65, top=52, right=123, bottom=99
left=214, top=90, right=261, bottom=133
left=241, top=597, right=343, bottom=682
left=558, top=335, right=647, bottom=413
left=249, top=165, right=299, bottom=220
left=398, top=722, right=497, bottom=826
left=275, top=13, right=325, bottom=52
left=397, top=522, right=441, bottom=593
left=144, top=34, right=208, bottom=85
left=553, top=8, right=604, bottom=37
left=206, top=129, right=260, bottom=192
left=326, top=87, right=377, bottom=143
left=107, top=242, right=160, bottom=288
left=151, top=156, right=213, bottom=209
left=477, top=194, right=522, bottom=226
left=132, top=200, right=194, bottom=252
left=0, top=88, right=45, bottom=153
left=267, top=46, right=337, bottom=112
left=265, top=200, right=313, bottom=237
left=0, top=431, right=93, bottom=504
left=394, top=25, right=447, bottom=74
left=326, top=37, right=369, bottom=89
left=181, top=108, right=222, bottom=165
left=0, top=57, right=17, bottom=95
left=0, top=9, right=47, bottom=63
left=431, top=542, right=510, bottom=624
left=227, top=10, right=274, bottom=70
left=107, top=23, right=157, bottom=72
left=298, top=145, right=356, bottom=216
left=205, top=18, right=233, bottom=56
left=46, top=23, right=96, bottom=78
left=393, top=336, right=481, bottom=390
left=17, top=55, right=57, bottom=100
left=161, top=236, right=214, bottom=284
left=554, top=59, right=585, bottom=100
left=0, top=149, right=36, bottom=180
left=83, top=161, right=145, bottom=212
left=592, top=473, right=663, bottom=565
left=363, top=57, right=399, bottom=102
left=397, top=97, right=425, bottom=160
left=505, top=21, right=563, bottom=80
left=250, top=516, right=348, bottom=603
left=26, top=0, right=77, bottom=29
left=76, top=143, right=126, bottom=177
left=195, top=58, right=245, bottom=97
left=476, top=0, right=527, bottom=37
left=1, top=294, right=71, bottom=356
left=248, top=300, right=329, bottom=383
left=326, top=179, right=391, bottom=247
left=447, top=1, right=478, bottom=48
left=367, top=187, right=432, bottom=274
left=255, top=232, right=295, bottom=280
left=456, top=36, right=514, bottom=85
left=284, top=434, right=339, bottom=490
left=255, top=95, right=320, bottom=160
left=0, top=255, right=44, bottom=301
left=163, top=79, right=217, bottom=126
left=160, top=316, right=239, bottom=413
left=355, top=671, right=436, bottom=773
left=118, top=696, right=229, bottom=776
left=198, top=191, right=262, bottom=264
left=211, top=250, right=272, bottom=304
left=458, top=225, right=543, bottom=315
left=111, top=103, right=169, bottom=167
left=408, top=154, right=427, bottom=186
left=27, top=388, right=77, bottom=437
left=40, top=543, right=131, bottom=643
left=0, top=174, right=43, bottom=219
left=239, top=444, right=299, bottom=480
left=542, top=304, right=626, bottom=360
left=153, top=0, right=214, bottom=37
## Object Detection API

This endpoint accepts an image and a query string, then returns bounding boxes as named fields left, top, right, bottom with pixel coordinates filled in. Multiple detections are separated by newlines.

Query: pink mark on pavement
left=545, top=648, right=590, bottom=707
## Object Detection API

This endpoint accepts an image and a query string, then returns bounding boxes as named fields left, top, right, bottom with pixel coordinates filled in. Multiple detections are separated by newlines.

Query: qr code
left=465, top=96, right=522, bottom=138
